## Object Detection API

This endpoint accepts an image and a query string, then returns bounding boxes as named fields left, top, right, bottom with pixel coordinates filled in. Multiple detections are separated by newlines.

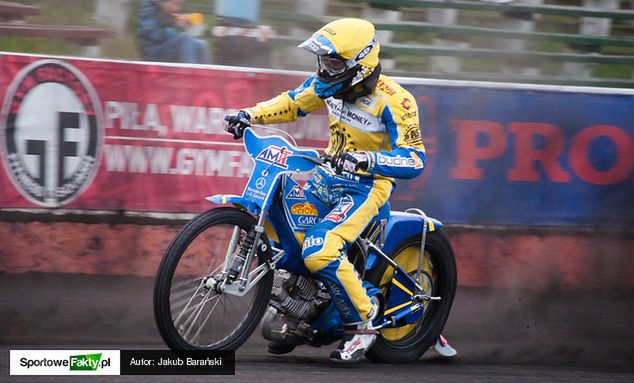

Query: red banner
left=0, top=54, right=329, bottom=212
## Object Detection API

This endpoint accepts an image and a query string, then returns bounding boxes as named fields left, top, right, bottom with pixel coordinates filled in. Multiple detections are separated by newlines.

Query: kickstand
left=433, top=334, right=457, bottom=357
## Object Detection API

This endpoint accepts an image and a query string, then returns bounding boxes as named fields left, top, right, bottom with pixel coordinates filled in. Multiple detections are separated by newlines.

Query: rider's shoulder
left=374, top=74, right=413, bottom=101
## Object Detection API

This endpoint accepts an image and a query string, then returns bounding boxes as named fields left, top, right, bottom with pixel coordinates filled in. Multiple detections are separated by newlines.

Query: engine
left=261, top=270, right=329, bottom=346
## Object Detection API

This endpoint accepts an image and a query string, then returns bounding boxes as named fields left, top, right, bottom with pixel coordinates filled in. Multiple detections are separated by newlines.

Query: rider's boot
left=329, top=305, right=379, bottom=363
left=267, top=341, right=296, bottom=355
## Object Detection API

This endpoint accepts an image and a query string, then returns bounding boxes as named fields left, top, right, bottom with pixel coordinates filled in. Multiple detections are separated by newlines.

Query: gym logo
left=324, top=195, right=354, bottom=223
left=1, top=60, right=102, bottom=207
left=256, top=145, right=292, bottom=169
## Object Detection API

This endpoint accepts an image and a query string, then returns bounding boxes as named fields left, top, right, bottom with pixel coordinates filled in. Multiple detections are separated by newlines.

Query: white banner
left=10, top=350, right=121, bottom=375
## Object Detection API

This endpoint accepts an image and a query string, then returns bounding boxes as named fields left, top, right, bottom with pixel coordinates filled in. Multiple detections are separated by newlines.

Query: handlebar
left=293, top=154, right=331, bottom=166
left=292, top=154, right=364, bottom=181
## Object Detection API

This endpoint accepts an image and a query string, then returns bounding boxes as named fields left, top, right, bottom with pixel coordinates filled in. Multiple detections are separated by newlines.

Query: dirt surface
left=1, top=272, right=633, bottom=379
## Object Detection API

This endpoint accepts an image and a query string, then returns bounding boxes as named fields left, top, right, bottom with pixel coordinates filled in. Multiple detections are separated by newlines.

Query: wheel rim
left=378, top=244, right=436, bottom=342
left=168, top=222, right=260, bottom=348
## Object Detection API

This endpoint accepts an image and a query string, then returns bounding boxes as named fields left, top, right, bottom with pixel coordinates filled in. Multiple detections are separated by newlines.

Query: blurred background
left=0, top=0, right=633, bottom=87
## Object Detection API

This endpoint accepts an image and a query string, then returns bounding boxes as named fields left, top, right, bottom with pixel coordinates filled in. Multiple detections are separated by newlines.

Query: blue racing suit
left=247, top=74, right=426, bottom=324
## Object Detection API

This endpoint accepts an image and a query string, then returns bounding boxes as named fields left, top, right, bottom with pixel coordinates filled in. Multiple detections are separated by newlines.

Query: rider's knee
left=302, top=231, right=344, bottom=273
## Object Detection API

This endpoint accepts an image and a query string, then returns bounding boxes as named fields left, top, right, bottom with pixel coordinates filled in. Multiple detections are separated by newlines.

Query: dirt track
left=1, top=272, right=633, bottom=374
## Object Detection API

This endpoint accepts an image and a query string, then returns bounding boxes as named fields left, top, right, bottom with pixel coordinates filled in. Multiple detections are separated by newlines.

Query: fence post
left=426, top=7, right=468, bottom=74
left=495, top=0, right=543, bottom=76
left=362, top=5, right=401, bottom=70
left=562, top=0, right=620, bottom=79
left=283, top=0, right=328, bottom=70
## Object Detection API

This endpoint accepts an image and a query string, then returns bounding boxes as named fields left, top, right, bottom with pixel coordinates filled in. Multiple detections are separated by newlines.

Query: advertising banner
left=1, top=53, right=632, bottom=227
left=396, top=82, right=634, bottom=227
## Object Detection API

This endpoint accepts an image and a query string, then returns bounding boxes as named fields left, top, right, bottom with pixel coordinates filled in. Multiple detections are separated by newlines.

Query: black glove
left=332, top=152, right=369, bottom=174
left=224, top=110, right=251, bottom=140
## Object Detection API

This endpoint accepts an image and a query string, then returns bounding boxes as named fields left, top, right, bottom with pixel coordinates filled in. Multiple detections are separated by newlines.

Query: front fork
left=216, top=210, right=283, bottom=297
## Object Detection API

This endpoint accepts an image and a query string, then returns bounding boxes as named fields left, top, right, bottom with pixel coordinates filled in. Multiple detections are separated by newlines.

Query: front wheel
left=365, top=230, right=457, bottom=363
left=153, top=207, right=273, bottom=351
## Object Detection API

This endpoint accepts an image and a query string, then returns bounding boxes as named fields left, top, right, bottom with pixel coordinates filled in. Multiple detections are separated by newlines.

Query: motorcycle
left=153, top=127, right=457, bottom=362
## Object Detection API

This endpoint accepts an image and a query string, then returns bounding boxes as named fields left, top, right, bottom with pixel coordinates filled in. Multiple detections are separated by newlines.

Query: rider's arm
left=246, top=75, right=326, bottom=125
left=364, top=92, right=426, bottom=179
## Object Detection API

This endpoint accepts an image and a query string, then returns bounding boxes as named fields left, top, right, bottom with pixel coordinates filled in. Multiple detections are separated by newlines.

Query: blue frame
left=207, top=128, right=444, bottom=329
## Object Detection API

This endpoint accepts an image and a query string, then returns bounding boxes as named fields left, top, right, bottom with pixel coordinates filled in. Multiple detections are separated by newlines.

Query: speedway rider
left=225, top=18, right=426, bottom=363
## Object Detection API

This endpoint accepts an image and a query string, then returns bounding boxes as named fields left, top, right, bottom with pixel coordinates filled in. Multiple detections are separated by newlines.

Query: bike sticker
left=256, top=145, right=293, bottom=169
left=255, top=177, right=267, bottom=189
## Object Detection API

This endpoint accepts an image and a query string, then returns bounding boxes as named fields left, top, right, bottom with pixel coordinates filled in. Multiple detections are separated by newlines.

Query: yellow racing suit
left=246, top=74, right=426, bottom=324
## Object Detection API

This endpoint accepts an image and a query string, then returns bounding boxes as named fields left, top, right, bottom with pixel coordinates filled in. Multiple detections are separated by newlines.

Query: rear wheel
left=154, top=207, right=273, bottom=351
left=365, top=230, right=457, bottom=363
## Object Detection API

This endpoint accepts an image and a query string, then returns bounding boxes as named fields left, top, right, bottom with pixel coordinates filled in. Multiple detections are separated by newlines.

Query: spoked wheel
left=153, top=207, right=273, bottom=351
left=365, top=230, right=457, bottom=363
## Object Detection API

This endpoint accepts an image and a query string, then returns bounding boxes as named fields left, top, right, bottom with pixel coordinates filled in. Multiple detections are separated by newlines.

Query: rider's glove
left=332, top=152, right=369, bottom=174
left=224, top=110, right=251, bottom=140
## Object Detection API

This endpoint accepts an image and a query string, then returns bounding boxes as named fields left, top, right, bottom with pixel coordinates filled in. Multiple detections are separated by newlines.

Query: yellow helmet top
left=298, top=18, right=380, bottom=70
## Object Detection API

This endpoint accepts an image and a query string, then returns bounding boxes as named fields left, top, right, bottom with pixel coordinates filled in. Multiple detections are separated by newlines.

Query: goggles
left=317, top=56, right=350, bottom=77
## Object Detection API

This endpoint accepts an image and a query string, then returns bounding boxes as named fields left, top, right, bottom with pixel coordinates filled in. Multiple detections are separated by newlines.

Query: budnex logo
left=256, top=145, right=292, bottom=169
left=0, top=60, right=102, bottom=207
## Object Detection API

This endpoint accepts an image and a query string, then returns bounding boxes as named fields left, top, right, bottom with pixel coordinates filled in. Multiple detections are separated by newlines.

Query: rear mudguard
left=365, top=211, right=442, bottom=272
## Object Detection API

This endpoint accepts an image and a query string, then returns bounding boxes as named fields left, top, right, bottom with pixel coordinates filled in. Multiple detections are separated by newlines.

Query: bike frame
left=207, top=128, right=444, bottom=329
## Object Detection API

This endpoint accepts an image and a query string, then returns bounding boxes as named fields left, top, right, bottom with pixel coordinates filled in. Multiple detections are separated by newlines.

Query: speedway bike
left=153, top=127, right=457, bottom=362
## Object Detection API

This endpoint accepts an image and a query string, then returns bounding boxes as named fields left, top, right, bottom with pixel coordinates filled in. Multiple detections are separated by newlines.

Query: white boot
left=328, top=321, right=378, bottom=363
left=329, top=305, right=379, bottom=363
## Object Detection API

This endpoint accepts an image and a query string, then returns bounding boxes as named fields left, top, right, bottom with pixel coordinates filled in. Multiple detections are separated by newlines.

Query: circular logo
left=255, top=177, right=267, bottom=189
left=1, top=60, right=102, bottom=207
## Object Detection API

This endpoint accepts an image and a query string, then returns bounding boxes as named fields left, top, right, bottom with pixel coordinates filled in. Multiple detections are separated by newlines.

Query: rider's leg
left=302, top=178, right=392, bottom=362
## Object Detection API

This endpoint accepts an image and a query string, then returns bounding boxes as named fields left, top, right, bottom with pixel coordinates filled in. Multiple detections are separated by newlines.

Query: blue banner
left=391, top=83, right=634, bottom=227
